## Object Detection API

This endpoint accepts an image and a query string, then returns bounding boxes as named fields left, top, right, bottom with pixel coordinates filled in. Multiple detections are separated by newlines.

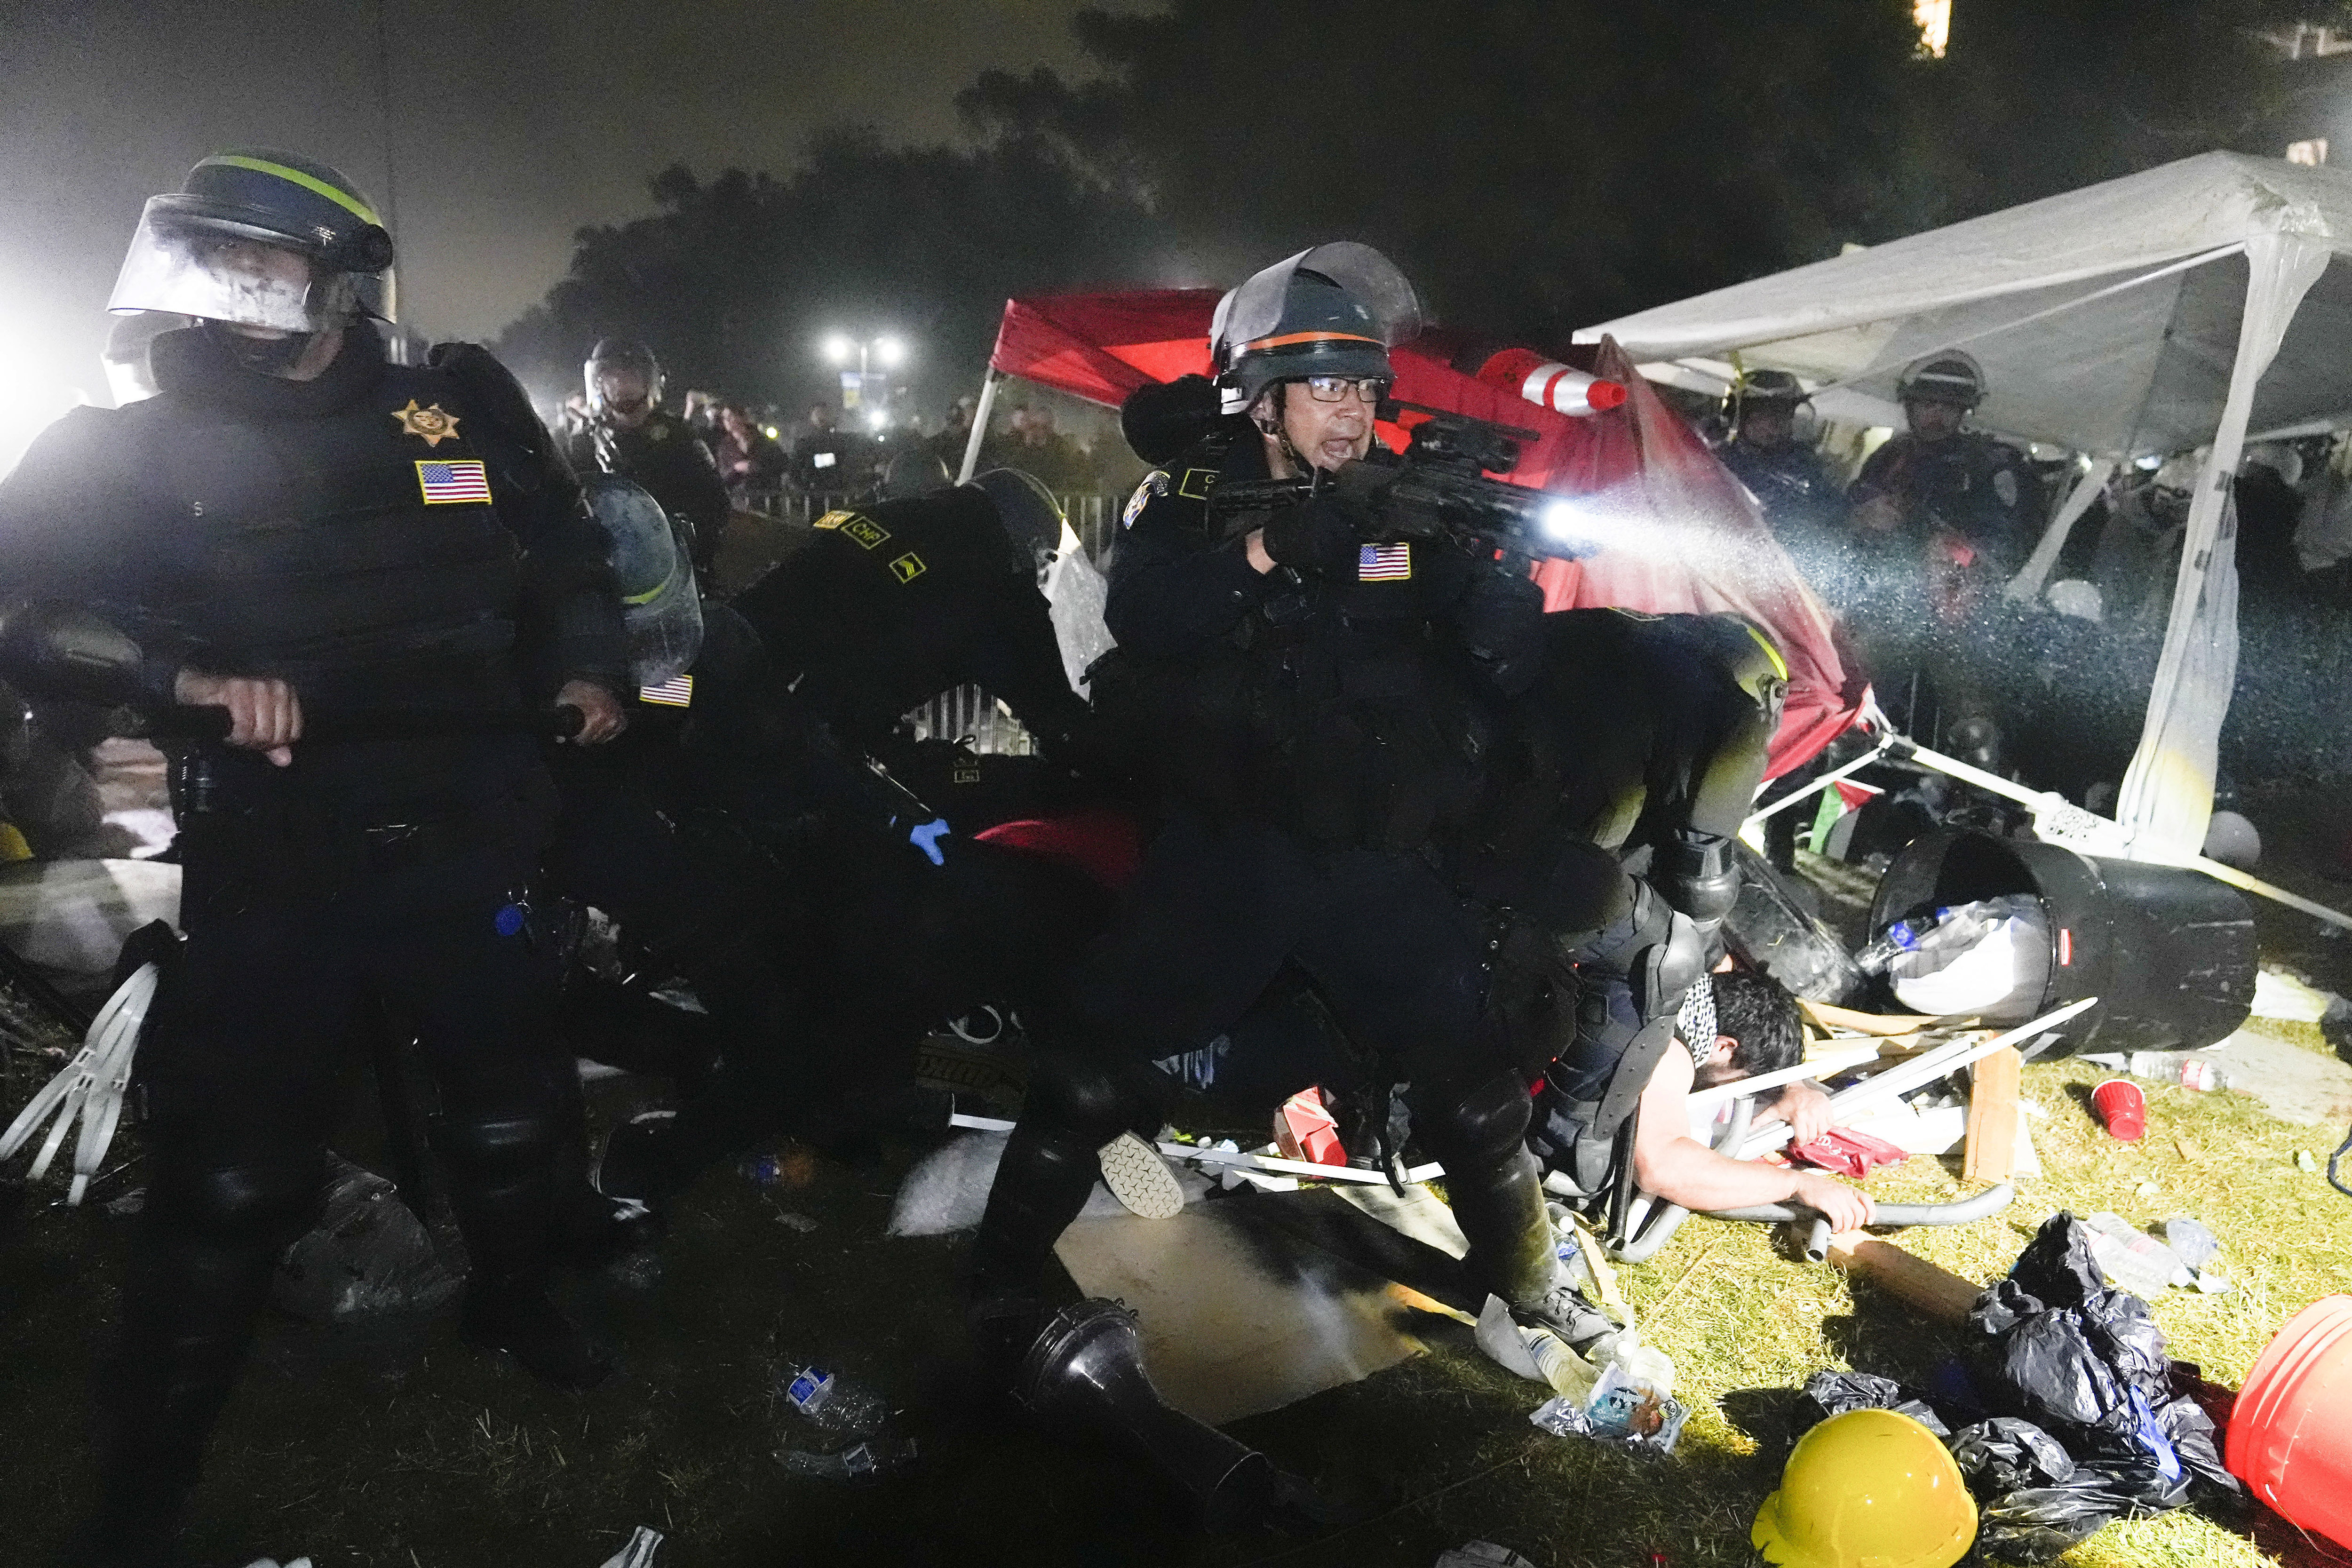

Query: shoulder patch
left=888, top=551, right=927, bottom=583
left=816, top=509, right=891, bottom=550
left=1123, top=470, right=1170, bottom=528
left=1176, top=467, right=1219, bottom=501
left=1993, top=467, right=2018, bottom=508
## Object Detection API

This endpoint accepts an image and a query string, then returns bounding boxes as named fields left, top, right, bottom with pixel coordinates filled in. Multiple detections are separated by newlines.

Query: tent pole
left=2004, top=457, right=2115, bottom=604
left=2117, top=233, right=2332, bottom=856
left=957, top=369, right=1000, bottom=485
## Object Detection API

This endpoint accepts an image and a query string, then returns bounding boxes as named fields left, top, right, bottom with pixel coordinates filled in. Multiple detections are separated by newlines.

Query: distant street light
left=819, top=332, right=911, bottom=426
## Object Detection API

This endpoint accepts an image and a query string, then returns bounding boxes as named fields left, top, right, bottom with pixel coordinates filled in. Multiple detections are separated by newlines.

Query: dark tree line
left=498, top=0, right=2348, bottom=413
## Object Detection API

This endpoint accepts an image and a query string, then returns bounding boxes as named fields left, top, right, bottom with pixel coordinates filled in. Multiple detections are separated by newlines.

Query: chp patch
left=415, top=460, right=491, bottom=504
left=1358, top=541, right=1412, bottom=581
left=816, top=509, right=891, bottom=550
left=1122, top=470, right=1169, bottom=528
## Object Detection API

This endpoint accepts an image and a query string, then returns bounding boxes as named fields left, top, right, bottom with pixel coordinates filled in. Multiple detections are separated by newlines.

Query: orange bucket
left=2227, top=1294, right=2352, bottom=1549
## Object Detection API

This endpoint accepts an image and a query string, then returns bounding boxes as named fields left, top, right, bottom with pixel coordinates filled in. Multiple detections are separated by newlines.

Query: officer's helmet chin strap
left=1252, top=383, right=1319, bottom=481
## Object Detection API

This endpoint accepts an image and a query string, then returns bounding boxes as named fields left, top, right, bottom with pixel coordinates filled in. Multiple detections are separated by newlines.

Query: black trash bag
left=1951, top=1416, right=2076, bottom=1496
left=1967, top=1212, right=2238, bottom=1526
left=1972, top=1460, right=2176, bottom=1563
left=271, top=1153, right=464, bottom=1322
left=1796, top=1369, right=1950, bottom=1437
left=2153, top=1388, right=2236, bottom=1496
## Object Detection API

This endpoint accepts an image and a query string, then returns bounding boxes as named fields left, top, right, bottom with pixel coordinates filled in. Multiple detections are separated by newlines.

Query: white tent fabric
left=1578, top=153, right=2352, bottom=857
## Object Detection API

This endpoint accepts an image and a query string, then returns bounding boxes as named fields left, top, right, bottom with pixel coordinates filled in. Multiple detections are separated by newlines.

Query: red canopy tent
left=977, top=291, right=1860, bottom=777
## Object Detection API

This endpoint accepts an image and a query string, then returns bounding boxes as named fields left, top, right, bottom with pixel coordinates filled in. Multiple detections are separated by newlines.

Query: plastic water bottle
left=2126, top=1052, right=2228, bottom=1091
left=1524, top=1328, right=1600, bottom=1401
left=1855, top=912, right=1945, bottom=974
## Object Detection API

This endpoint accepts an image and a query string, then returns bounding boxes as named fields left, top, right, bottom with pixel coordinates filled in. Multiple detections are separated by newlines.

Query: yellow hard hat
left=1752, top=1409, right=1977, bottom=1568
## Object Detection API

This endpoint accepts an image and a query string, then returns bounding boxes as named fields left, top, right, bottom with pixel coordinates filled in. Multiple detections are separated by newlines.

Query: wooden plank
left=1824, top=1233, right=1983, bottom=1325
left=1798, top=999, right=1950, bottom=1035
left=1963, top=1045, right=2023, bottom=1184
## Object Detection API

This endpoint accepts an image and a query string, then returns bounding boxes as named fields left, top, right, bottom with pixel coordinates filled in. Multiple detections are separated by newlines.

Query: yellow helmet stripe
left=197, top=154, right=382, bottom=229
left=1745, top=621, right=1789, bottom=681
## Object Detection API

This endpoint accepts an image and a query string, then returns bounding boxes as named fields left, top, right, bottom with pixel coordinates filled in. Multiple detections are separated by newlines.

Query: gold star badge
left=391, top=399, right=461, bottom=447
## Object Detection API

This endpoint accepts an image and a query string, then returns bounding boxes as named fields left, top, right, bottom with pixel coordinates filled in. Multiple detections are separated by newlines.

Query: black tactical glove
left=1258, top=495, right=1364, bottom=573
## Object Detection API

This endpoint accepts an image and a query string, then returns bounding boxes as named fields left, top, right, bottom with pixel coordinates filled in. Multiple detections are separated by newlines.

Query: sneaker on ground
left=1097, top=1130, right=1185, bottom=1219
left=1513, top=1279, right=1619, bottom=1357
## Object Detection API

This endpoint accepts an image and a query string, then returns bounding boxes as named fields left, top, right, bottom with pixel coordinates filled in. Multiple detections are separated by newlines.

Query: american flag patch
left=638, top=673, right=694, bottom=708
left=1358, top=541, right=1411, bottom=581
left=414, top=460, right=492, bottom=504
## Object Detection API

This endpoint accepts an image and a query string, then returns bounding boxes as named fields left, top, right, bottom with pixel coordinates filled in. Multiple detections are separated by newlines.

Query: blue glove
left=907, top=817, right=952, bottom=866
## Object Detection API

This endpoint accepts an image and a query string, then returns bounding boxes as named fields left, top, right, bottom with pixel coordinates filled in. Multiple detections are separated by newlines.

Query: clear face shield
left=585, top=478, right=704, bottom=686
left=106, top=199, right=358, bottom=334
left=586, top=364, right=658, bottom=421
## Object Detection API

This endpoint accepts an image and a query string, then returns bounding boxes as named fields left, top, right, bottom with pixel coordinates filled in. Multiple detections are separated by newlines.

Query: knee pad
left=1632, top=908, right=1710, bottom=1025
left=1409, top=1068, right=1533, bottom=1170
left=1655, top=829, right=1739, bottom=927
left=434, top=1114, right=557, bottom=1178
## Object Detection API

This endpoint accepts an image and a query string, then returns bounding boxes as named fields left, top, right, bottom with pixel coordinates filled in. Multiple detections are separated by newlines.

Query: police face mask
left=199, top=318, right=315, bottom=374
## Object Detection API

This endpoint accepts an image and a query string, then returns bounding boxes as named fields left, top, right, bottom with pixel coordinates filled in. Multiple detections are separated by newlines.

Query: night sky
left=0, top=0, right=1151, bottom=408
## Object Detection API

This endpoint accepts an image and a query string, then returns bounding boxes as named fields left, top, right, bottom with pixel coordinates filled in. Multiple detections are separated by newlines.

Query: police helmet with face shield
left=584, top=477, right=704, bottom=687
left=1896, top=350, right=1987, bottom=410
left=1209, top=242, right=1422, bottom=416
left=584, top=338, right=663, bottom=419
left=108, top=150, right=396, bottom=334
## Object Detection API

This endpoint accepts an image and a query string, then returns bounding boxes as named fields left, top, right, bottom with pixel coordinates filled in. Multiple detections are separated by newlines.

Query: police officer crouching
left=969, top=244, right=1609, bottom=1363
left=562, top=338, right=733, bottom=583
left=0, top=149, right=630, bottom=1562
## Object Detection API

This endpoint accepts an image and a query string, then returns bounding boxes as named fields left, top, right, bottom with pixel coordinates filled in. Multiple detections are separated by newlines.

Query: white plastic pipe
left=1735, top=997, right=2098, bottom=1161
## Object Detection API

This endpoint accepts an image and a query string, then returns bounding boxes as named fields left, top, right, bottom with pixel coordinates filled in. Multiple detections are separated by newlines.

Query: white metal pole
left=957, top=369, right=1001, bottom=485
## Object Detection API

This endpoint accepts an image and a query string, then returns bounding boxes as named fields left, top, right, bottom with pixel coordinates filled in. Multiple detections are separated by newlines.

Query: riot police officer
left=1713, top=369, right=1844, bottom=592
left=561, top=338, right=733, bottom=582
left=0, top=149, right=629, bottom=1562
left=1846, top=352, right=2044, bottom=754
left=1848, top=351, right=2045, bottom=583
left=966, top=244, right=1607, bottom=1361
left=594, top=469, right=1114, bottom=1204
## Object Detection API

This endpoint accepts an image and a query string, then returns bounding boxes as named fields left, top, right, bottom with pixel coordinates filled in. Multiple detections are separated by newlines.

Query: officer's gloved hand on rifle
left=1256, top=493, right=1365, bottom=574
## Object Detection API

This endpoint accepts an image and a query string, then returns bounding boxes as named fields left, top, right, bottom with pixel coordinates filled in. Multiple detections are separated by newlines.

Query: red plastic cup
left=2091, top=1078, right=2146, bottom=1141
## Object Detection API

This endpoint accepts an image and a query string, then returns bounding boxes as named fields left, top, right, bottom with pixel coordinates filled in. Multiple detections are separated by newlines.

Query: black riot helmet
left=585, top=338, right=664, bottom=419
left=1724, top=367, right=1807, bottom=425
left=1209, top=242, right=1422, bottom=415
left=109, top=149, right=397, bottom=335
left=881, top=446, right=953, bottom=500
left=1896, top=350, right=1986, bottom=410
left=965, top=468, right=1065, bottom=573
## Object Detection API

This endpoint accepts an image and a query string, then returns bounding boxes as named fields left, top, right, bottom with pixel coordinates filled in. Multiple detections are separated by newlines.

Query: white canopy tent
left=1577, top=152, right=2352, bottom=864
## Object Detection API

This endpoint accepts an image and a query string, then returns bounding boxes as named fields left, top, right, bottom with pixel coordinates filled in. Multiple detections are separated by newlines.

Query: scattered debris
left=1434, top=1544, right=1535, bottom=1568
left=1530, top=1361, right=1689, bottom=1456
left=776, top=1362, right=893, bottom=1435
left=270, top=1153, right=462, bottom=1322
left=594, top=1527, right=663, bottom=1568
left=779, top=1435, right=919, bottom=1481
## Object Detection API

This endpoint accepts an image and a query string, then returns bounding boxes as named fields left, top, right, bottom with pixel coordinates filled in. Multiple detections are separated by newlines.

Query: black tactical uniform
left=596, top=475, right=1114, bottom=1203
left=562, top=406, right=732, bottom=583
left=1720, top=439, right=1848, bottom=588
left=1848, top=427, right=2044, bottom=579
left=730, top=482, right=1092, bottom=761
left=1462, top=610, right=1783, bottom=1236
left=0, top=151, right=629, bottom=1562
left=969, top=414, right=1568, bottom=1338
